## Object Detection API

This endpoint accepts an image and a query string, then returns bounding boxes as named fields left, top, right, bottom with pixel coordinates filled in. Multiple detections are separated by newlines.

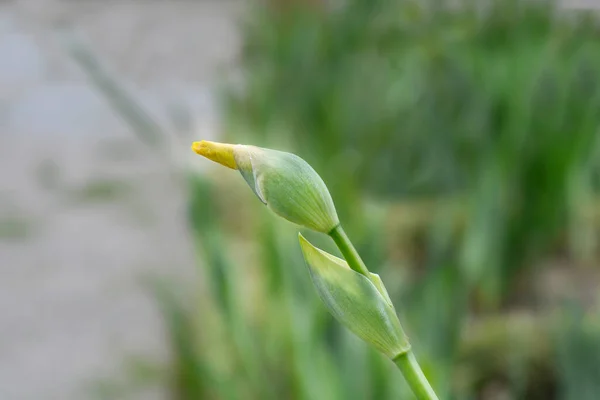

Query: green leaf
left=298, top=234, right=409, bottom=359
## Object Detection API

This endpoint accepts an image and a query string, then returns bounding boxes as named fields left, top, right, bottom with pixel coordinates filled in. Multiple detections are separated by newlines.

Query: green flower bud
left=192, top=141, right=339, bottom=233
left=299, top=234, right=410, bottom=359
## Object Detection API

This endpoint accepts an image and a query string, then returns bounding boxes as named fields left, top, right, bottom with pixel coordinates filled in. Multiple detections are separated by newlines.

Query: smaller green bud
left=192, top=141, right=339, bottom=233
left=299, top=234, right=410, bottom=359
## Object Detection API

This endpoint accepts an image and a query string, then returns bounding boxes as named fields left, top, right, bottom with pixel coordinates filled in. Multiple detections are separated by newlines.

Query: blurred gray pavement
left=0, top=1, right=239, bottom=399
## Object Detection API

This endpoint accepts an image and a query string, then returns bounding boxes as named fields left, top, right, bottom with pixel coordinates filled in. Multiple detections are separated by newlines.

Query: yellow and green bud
left=192, top=141, right=339, bottom=233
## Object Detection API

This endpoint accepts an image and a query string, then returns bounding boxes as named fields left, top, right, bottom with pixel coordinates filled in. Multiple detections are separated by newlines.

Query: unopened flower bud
left=299, top=234, right=410, bottom=359
left=192, top=141, right=339, bottom=233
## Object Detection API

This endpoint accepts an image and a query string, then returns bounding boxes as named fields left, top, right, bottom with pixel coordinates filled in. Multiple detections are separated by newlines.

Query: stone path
left=0, top=1, right=238, bottom=399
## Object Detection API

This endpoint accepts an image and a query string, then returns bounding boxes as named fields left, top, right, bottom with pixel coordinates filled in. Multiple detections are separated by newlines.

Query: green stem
left=329, top=224, right=439, bottom=400
left=329, top=225, right=371, bottom=278
left=394, top=351, right=439, bottom=400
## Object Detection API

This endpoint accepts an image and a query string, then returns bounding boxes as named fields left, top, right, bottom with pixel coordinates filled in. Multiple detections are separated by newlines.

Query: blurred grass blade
left=151, top=282, right=217, bottom=400
left=63, top=32, right=165, bottom=148
left=186, top=175, right=280, bottom=400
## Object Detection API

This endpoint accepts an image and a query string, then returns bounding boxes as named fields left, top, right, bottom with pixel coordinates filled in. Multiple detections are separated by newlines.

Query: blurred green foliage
left=226, top=0, right=600, bottom=303
left=70, top=0, right=600, bottom=398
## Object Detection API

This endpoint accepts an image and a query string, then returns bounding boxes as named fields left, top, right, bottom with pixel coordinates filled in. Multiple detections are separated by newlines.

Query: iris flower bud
left=192, top=141, right=339, bottom=233
left=299, top=234, right=410, bottom=359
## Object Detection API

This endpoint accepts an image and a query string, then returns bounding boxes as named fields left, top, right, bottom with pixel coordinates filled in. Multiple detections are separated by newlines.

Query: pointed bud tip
left=298, top=233, right=317, bottom=257
left=298, top=233, right=346, bottom=270
left=298, top=233, right=316, bottom=259
left=298, top=232, right=308, bottom=245
left=191, top=140, right=238, bottom=170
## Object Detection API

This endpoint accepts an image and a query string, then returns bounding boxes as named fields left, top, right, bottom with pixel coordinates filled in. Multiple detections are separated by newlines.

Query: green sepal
left=369, top=272, right=394, bottom=309
left=234, top=147, right=339, bottom=233
left=298, top=234, right=410, bottom=359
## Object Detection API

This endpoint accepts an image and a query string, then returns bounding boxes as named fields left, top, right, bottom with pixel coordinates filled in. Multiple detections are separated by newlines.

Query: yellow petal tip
left=191, top=140, right=238, bottom=170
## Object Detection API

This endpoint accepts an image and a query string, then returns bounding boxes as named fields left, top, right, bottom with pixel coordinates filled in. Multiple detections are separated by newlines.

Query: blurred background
left=2, top=0, right=600, bottom=399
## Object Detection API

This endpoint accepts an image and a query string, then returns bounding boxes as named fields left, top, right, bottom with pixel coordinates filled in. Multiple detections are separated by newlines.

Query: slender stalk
left=329, top=225, right=371, bottom=277
left=394, top=351, right=439, bottom=400
left=329, top=224, right=439, bottom=400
